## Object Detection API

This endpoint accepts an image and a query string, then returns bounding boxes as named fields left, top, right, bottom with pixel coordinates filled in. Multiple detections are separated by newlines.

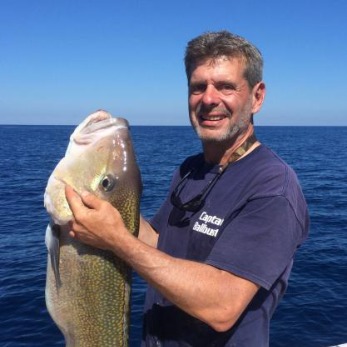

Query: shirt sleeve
left=149, top=170, right=179, bottom=234
left=150, top=195, right=171, bottom=234
left=205, top=195, right=304, bottom=290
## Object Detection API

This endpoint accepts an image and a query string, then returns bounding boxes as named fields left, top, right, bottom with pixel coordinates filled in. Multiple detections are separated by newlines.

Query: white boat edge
left=329, top=344, right=347, bottom=347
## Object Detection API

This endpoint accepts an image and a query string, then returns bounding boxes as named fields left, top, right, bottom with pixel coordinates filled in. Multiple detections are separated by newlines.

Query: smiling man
left=188, top=53, right=264, bottom=165
left=66, top=31, right=309, bottom=346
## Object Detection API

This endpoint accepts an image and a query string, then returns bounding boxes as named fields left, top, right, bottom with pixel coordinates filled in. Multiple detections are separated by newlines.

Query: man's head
left=185, top=31, right=266, bottom=149
left=184, top=31, right=263, bottom=89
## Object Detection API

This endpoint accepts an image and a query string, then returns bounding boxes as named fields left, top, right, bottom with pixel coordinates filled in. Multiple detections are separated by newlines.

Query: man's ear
left=251, top=82, right=266, bottom=114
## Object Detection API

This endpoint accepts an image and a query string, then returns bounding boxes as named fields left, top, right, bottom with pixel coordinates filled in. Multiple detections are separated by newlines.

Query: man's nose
left=201, top=85, right=220, bottom=105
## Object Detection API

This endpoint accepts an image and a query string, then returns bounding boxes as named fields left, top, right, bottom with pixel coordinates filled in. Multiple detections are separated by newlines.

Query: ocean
left=0, top=125, right=346, bottom=347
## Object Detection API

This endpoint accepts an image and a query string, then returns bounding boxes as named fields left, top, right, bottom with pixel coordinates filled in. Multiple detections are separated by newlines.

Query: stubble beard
left=193, top=122, right=240, bottom=144
left=190, top=98, right=254, bottom=145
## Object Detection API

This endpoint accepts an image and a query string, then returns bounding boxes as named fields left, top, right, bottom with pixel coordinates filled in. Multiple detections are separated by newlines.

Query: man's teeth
left=201, top=115, right=223, bottom=121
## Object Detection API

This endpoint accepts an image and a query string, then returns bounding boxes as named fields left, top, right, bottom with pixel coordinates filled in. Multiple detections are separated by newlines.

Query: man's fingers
left=65, top=185, right=104, bottom=216
left=69, top=230, right=77, bottom=238
left=80, top=190, right=102, bottom=209
left=65, top=185, right=85, bottom=214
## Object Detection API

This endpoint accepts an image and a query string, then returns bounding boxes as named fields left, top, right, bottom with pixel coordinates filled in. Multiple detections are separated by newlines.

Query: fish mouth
left=71, top=110, right=129, bottom=146
left=83, top=116, right=128, bottom=134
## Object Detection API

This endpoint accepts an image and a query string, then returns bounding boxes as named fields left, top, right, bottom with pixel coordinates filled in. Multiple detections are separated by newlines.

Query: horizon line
left=0, top=123, right=346, bottom=127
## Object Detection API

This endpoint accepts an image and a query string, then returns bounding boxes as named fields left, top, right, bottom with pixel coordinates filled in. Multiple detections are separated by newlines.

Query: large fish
left=44, top=110, right=142, bottom=346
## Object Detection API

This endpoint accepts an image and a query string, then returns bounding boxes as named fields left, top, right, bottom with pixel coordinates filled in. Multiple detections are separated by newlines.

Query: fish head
left=44, top=110, right=142, bottom=226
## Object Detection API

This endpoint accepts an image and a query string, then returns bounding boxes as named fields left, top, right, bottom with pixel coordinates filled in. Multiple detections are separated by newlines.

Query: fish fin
left=45, top=222, right=62, bottom=288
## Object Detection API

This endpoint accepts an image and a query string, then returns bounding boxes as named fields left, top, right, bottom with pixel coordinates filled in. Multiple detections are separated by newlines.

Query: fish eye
left=100, top=175, right=116, bottom=192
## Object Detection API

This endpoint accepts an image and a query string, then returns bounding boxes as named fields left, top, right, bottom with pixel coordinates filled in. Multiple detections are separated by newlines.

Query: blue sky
left=1, top=0, right=346, bottom=126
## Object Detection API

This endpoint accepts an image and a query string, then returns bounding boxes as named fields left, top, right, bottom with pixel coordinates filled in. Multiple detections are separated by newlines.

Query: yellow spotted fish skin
left=44, top=111, right=142, bottom=347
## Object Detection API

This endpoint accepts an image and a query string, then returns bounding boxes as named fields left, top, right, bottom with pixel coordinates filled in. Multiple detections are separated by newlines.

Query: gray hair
left=184, top=31, right=263, bottom=88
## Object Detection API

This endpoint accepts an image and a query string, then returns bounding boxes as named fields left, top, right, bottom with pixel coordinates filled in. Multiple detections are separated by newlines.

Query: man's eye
left=190, top=84, right=206, bottom=95
left=219, top=84, right=235, bottom=95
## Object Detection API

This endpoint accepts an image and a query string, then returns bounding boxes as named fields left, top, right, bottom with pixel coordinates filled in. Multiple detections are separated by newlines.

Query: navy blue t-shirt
left=142, top=145, right=309, bottom=347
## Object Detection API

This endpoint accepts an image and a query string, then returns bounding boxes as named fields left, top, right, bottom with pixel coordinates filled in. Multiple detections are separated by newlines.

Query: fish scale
left=44, top=110, right=142, bottom=346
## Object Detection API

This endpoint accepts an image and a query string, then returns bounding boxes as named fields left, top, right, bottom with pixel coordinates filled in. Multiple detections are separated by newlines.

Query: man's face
left=188, top=56, right=264, bottom=143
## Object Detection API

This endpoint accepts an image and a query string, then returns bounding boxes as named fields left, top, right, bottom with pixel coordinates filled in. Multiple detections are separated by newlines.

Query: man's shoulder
left=252, top=145, right=289, bottom=166
left=250, top=145, right=296, bottom=179
left=236, top=145, right=303, bottom=199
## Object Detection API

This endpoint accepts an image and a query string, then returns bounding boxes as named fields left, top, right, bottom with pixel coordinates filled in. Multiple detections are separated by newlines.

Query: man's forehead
left=189, top=56, right=247, bottom=79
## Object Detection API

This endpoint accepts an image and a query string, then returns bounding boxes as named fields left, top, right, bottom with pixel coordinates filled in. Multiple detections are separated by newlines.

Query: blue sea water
left=0, top=125, right=346, bottom=347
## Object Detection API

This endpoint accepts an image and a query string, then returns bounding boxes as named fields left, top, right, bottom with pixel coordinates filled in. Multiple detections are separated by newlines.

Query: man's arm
left=66, top=186, right=259, bottom=332
left=139, top=216, right=158, bottom=248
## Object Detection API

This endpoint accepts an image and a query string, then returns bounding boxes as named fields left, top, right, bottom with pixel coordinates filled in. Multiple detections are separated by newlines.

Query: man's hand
left=65, top=185, right=129, bottom=251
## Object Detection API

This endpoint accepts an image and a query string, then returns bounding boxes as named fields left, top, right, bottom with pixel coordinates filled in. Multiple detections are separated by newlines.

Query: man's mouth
left=200, top=114, right=225, bottom=121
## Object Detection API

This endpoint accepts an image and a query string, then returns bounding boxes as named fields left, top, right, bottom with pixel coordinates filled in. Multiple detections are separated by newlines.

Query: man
left=66, top=31, right=309, bottom=346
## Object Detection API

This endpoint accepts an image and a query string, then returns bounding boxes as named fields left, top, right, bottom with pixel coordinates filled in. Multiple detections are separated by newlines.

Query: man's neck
left=203, top=126, right=259, bottom=166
